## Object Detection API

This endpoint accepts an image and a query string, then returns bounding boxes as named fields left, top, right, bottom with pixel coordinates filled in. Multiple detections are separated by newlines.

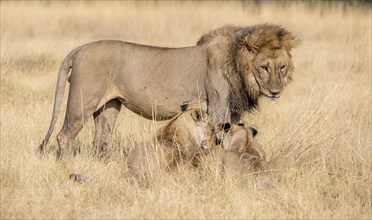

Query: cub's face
left=218, top=123, right=257, bottom=153
left=253, top=48, right=294, bottom=100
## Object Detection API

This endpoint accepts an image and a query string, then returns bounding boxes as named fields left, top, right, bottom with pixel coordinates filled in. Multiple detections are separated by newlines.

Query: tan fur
left=126, top=108, right=217, bottom=176
left=219, top=124, right=274, bottom=178
left=38, top=24, right=299, bottom=159
left=199, top=24, right=300, bottom=112
left=69, top=108, right=216, bottom=182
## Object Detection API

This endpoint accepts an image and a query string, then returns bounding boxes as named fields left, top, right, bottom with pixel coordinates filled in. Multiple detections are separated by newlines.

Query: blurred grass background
left=1, top=1, right=371, bottom=219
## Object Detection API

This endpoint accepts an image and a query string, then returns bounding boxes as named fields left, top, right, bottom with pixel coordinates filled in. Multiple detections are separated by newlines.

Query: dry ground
left=1, top=1, right=371, bottom=219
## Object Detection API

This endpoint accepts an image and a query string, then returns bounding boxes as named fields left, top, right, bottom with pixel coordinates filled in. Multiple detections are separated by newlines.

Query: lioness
left=38, top=24, right=299, bottom=159
left=218, top=123, right=274, bottom=178
left=70, top=107, right=217, bottom=181
left=126, top=107, right=216, bottom=176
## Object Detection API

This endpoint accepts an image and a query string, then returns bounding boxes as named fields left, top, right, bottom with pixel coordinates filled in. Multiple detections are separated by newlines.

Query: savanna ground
left=1, top=1, right=371, bottom=219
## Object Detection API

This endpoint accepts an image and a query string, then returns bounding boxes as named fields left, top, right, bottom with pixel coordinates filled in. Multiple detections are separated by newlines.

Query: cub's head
left=237, top=24, right=300, bottom=100
left=219, top=123, right=268, bottom=172
left=218, top=123, right=258, bottom=154
left=178, top=107, right=217, bottom=150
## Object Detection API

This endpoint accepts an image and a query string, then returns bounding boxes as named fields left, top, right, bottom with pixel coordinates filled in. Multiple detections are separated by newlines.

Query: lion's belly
left=121, top=88, right=207, bottom=120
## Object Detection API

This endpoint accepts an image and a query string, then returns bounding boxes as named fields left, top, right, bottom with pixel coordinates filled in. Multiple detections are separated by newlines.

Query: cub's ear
left=180, top=102, right=189, bottom=112
left=248, top=127, right=258, bottom=138
left=240, top=152, right=260, bottom=161
left=220, top=122, right=231, bottom=132
left=191, top=109, right=202, bottom=122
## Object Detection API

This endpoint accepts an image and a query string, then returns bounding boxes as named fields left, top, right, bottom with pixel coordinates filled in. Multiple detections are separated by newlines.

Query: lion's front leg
left=205, top=63, right=232, bottom=125
left=231, top=111, right=242, bottom=123
left=208, top=104, right=231, bottom=125
left=206, top=86, right=231, bottom=125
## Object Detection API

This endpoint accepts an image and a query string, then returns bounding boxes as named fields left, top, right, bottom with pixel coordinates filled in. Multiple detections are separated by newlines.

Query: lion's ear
left=220, top=122, right=231, bottom=132
left=244, top=28, right=267, bottom=53
left=248, top=127, right=258, bottom=138
left=180, top=102, right=189, bottom=112
left=244, top=25, right=300, bottom=53
left=244, top=35, right=260, bottom=53
left=280, top=32, right=301, bottom=52
left=191, top=109, right=202, bottom=122
left=240, top=152, right=260, bottom=161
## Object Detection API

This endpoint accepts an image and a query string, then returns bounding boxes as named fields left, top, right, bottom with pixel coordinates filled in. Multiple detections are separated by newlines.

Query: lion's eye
left=260, top=65, right=269, bottom=72
left=280, top=65, right=287, bottom=75
left=280, top=65, right=286, bottom=71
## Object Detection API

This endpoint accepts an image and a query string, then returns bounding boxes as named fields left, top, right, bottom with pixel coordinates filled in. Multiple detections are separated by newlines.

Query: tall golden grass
left=1, top=1, right=371, bottom=219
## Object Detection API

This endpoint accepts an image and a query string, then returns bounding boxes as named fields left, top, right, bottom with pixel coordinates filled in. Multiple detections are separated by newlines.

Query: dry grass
left=1, top=1, right=371, bottom=219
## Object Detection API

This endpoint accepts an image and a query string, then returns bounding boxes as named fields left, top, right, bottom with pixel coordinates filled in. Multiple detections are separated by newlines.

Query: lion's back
left=197, top=25, right=241, bottom=46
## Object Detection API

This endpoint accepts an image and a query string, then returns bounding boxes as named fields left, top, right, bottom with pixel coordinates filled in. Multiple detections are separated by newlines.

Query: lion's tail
left=38, top=48, right=78, bottom=153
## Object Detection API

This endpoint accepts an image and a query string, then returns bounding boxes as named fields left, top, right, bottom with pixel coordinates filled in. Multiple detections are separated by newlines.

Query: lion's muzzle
left=265, top=90, right=281, bottom=100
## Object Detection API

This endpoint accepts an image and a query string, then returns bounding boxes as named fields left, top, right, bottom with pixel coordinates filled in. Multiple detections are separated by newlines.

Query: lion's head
left=160, top=106, right=217, bottom=151
left=238, top=24, right=299, bottom=100
left=186, top=107, right=217, bottom=150
left=198, top=24, right=300, bottom=112
left=219, top=123, right=263, bottom=157
left=127, top=106, right=217, bottom=175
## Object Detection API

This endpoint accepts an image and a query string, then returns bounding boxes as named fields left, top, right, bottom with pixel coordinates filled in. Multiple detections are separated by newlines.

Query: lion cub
left=218, top=123, right=272, bottom=178
left=126, top=107, right=217, bottom=177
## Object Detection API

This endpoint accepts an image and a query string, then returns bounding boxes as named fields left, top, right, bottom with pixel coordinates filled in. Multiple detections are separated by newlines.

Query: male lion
left=38, top=24, right=299, bottom=159
left=70, top=107, right=217, bottom=181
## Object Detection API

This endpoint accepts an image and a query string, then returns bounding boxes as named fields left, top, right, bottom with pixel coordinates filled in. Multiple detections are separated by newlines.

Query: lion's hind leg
left=56, top=114, right=88, bottom=160
left=93, top=99, right=121, bottom=161
left=56, top=88, right=102, bottom=160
